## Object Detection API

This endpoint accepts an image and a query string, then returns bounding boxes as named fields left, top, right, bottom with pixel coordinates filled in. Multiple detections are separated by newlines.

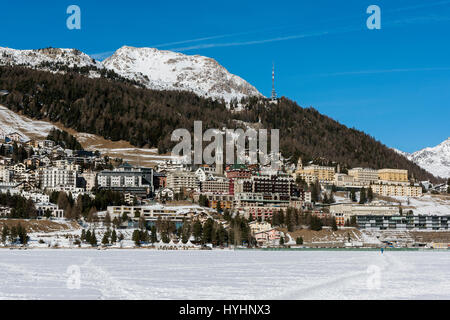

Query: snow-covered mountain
left=394, top=138, right=450, bottom=178
left=103, top=46, right=262, bottom=102
left=0, top=47, right=102, bottom=69
left=0, top=46, right=262, bottom=102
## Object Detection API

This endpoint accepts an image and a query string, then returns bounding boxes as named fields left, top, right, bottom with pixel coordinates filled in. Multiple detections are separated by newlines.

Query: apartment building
left=200, top=179, right=230, bottom=194
left=37, top=167, right=77, bottom=190
left=235, top=174, right=295, bottom=196
left=234, top=192, right=290, bottom=221
left=329, top=203, right=399, bottom=226
left=370, top=184, right=422, bottom=197
left=348, top=167, right=379, bottom=185
left=0, top=168, right=14, bottom=183
left=334, top=173, right=356, bottom=187
left=357, top=215, right=450, bottom=231
left=225, top=166, right=252, bottom=195
left=166, top=170, right=199, bottom=194
left=378, top=169, right=408, bottom=183
left=97, top=164, right=153, bottom=196
left=297, top=164, right=335, bottom=183
left=203, top=193, right=234, bottom=211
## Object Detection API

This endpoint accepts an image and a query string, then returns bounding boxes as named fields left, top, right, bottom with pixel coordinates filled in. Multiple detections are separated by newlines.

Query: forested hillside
left=0, top=66, right=438, bottom=182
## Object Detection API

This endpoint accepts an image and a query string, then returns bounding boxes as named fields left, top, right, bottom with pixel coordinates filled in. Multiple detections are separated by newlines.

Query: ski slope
left=0, top=250, right=449, bottom=300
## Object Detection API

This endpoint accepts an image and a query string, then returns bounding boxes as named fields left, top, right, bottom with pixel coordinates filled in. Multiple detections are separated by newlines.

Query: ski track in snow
left=0, top=250, right=450, bottom=300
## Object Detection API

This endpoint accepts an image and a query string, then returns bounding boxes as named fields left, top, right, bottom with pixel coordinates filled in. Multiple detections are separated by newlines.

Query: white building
left=37, top=167, right=77, bottom=190
left=21, top=191, right=50, bottom=203
left=97, top=165, right=152, bottom=189
left=0, top=168, right=14, bottom=183
left=166, top=170, right=199, bottom=194
left=36, top=202, right=65, bottom=218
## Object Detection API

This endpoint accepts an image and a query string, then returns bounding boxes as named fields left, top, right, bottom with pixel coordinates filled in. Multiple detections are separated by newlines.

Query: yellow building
left=378, top=169, right=408, bottom=182
left=348, top=167, right=379, bottom=185
left=298, top=165, right=335, bottom=182
left=294, top=158, right=335, bottom=183
left=370, top=184, right=422, bottom=197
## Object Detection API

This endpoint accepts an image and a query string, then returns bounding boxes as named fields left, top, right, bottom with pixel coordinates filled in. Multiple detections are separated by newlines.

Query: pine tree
left=104, top=213, right=111, bottom=228
left=17, top=224, right=28, bottom=245
left=359, top=187, right=367, bottom=204
left=279, top=235, right=285, bottom=246
left=202, top=219, right=214, bottom=244
left=9, top=226, right=17, bottom=244
left=296, top=237, right=303, bottom=245
left=1, top=225, right=9, bottom=244
left=193, top=221, right=203, bottom=242
left=90, top=231, right=97, bottom=247
left=150, top=225, right=157, bottom=243
left=81, top=229, right=86, bottom=241
left=111, top=229, right=117, bottom=243
left=132, top=230, right=141, bottom=246
left=102, top=233, right=109, bottom=245
left=85, top=230, right=91, bottom=243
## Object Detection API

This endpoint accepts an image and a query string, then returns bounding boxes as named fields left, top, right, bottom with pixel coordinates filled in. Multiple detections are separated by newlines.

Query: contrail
left=170, top=26, right=361, bottom=52
left=150, top=24, right=295, bottom=48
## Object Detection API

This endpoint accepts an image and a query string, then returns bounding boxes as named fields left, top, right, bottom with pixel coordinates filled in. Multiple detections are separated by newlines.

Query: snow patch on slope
left=0, top=105, right=56, bottom=140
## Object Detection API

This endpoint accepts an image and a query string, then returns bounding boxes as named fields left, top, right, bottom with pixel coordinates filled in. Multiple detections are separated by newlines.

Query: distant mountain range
left=0, top=46, right=262, bottom=102
left=393, top=138, right=450, bottom=179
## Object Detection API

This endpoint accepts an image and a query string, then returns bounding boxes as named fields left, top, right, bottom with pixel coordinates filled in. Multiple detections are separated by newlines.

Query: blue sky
left=1, top=0, right=450, bottom=153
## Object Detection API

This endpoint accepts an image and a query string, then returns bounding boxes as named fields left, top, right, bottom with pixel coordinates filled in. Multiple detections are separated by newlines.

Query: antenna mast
left=271, top=62, right=277, bottom=101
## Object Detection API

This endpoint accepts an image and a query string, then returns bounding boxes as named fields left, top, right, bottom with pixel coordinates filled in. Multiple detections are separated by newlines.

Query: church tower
left=297, top=157, right=303, bottom=171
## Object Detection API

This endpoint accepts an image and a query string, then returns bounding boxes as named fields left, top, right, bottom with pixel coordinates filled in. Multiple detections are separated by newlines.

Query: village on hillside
left=1, top=126, right=450, bottom=250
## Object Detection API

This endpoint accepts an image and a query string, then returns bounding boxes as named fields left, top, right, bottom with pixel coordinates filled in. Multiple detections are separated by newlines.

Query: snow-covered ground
left=393, top=195, right=450, bottom=215
left=0, top=250, right=449, bottom=300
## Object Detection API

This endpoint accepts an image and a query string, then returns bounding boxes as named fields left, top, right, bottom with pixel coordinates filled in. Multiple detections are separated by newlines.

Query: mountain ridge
left=0, top=46, right=262, bottom=102
left=394, top=138, right=450, bottom=178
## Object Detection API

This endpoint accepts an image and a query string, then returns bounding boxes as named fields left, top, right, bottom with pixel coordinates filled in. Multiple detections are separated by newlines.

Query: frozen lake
left=0, top=249, right=449, bottom=300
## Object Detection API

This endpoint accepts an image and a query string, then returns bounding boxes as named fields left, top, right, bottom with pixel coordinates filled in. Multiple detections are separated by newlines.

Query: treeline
left=271, top=207, right=337, bottom=232
left=0, top=65, right=438, bottom=182
left=49, top=190, right=126, bottom=220
left=130, top=214, right=253, bottom=247
left=0, top=66, right=230, bottom=153
left=1, top=223, right=29, bottom=245
left=46, top=128, right=83, bottom=150
left=0, top=193, right=37, bottom=219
